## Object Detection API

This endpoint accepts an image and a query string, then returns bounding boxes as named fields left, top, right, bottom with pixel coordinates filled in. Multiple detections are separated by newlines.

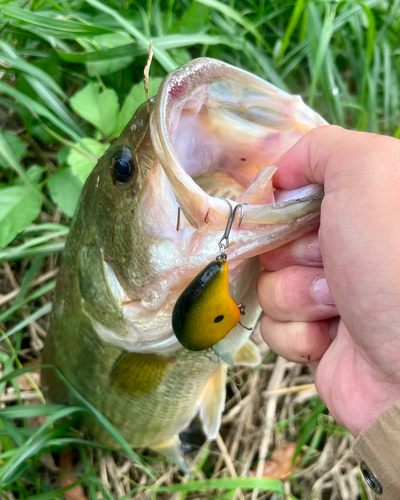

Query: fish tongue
left=235, top=165, right=277, bottom=205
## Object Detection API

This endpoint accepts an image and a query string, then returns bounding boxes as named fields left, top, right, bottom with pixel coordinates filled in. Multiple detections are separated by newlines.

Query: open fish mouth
left=95, top=58, right=327, bottom=354
left=150, top=57, right=326, bottom=231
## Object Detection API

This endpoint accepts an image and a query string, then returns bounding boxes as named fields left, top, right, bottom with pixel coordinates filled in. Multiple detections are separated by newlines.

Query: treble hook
left=217, top=199, right=247, bottom=258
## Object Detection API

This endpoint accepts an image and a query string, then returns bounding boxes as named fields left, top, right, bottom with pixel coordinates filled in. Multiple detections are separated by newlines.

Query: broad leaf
left=57, top=146, right=70, bottom=165
left=0, top=186, right=42, bottom=250
left=70, top=83, right=119, bottom=137
left=48, top=167, right=83, bottom=218
left=114, top=77, right=163, bottom=137
left=15, top=165, right=44, bottom=185
left=0, top=131, right=27, bottom=169
left=67, top=138, right=108, bottom=183
left=179, top=2, right=210, bottom=33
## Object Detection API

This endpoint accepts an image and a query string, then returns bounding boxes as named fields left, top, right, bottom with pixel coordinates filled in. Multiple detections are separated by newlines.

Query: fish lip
left=150, top=57, right=327, bottom=229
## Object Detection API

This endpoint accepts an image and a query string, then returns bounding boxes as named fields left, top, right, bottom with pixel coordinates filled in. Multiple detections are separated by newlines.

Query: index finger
left=272, top=125, right=398, bottom=191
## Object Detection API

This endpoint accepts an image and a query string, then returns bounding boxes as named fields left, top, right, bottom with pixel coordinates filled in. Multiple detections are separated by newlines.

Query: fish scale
left=91, top=349, right=219, bottom=448
left=43, top=58, right=326, bottom=469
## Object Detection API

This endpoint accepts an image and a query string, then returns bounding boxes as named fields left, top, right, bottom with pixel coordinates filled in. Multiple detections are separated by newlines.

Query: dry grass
left=0, top=259, right=374, bottom=498
left=2, top=0, right=398, bottom=497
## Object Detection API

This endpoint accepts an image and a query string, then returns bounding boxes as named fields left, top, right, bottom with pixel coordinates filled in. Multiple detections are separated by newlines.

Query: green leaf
left=148, top=477, right=285, bottom=494
left=57, top=34, right=240, bottom=64
left=84, top=0, right=178, bottom=72
left=279, top=0, right=306, bottom=60
left=1, top=5, right=113, bottom=36
left=0, top=186, right=42, bottom=250
left=0, top=407, right=85, bottom=487
left=0, top=131, right=27, bottom=169
left=57, top=146, right=70, bottom=165
left=0, top=365, right=55, bottom=384
left=294, top=398, right=327, bottom=462
left=0, top=242, right=65, bottom=263
left=115, top=77, right=163, bottom=137
left=85, top=33, right=135, bottom=76
left=0, top=43, right=66, bottom=98
left=1, top=404, right=65, bottom=419
left=15, top=165, right=44, bottom=186
left=0, top=132, right=53, bottom=211
left=70, top=83, right=119, bottom=137
left=0, top=81, right=82, bottom=142
left=2, top=303, right=52, bottom=339
left=48, top=167, right=83, bottom=217
left=33, top=53, right=62, bottom=86
left=179, top=2, right=210, bottom=33
left=67, top=138, right=108, bottom=183
left=308, top=4, right=335, bottom=107
left=194, top=0, right=266, bottom=49
left=54, top=368, right=157, bottom=479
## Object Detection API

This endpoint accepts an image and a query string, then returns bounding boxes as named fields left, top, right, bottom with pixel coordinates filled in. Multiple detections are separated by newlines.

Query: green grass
left=0, top=0, right=399, bottom=498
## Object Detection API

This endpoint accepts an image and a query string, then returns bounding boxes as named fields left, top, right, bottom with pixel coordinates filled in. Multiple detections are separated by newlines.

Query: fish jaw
left=150, top=57, right=327, bottom=230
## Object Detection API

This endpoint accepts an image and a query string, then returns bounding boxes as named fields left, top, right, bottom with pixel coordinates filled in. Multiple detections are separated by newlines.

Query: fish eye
left=112, top=148, right=135, bottom=183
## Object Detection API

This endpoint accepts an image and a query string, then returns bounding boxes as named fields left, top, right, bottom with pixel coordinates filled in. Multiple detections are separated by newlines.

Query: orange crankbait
left=172, top=201, right=247, bottom=352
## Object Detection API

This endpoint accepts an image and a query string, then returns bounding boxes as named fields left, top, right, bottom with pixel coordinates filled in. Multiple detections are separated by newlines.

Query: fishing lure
left=172, top=201, right=248, bottom=352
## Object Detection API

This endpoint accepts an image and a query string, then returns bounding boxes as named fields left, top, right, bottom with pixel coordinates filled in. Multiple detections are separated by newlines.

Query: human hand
left=257, top=126, right=400, bottom=436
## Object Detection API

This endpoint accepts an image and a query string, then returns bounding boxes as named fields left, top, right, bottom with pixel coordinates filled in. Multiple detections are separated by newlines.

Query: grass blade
left=2, top=5, right=113, bottom=35
left=0, top=242, right=65, bottom=262
left=2, top=303, right=52, bottom=340
left=279, top=0, right=306, bottom=61
left=54, top=368, right=157, bottom=479
left=308, top=4, right=335, bottom=107
left=0, top=281, right=56, bottom=324
left=195, top=0, right=267, bottom=51
left=147, top=477, right=286, bottom=494
left=0, top=82, right=82, bottom=142
left=1, top=405, right=65, bottom=419
left=84, top=0, right=178, bottom=72
left=57, top=33, right=240, bottom=63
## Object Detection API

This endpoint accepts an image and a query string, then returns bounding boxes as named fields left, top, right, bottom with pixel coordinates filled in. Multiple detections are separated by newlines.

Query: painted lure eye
left=113, top=148, right=135, bottom=183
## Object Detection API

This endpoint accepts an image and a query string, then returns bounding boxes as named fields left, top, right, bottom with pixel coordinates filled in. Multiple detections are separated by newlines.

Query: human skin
left=257, top=126, right=400, bottom=437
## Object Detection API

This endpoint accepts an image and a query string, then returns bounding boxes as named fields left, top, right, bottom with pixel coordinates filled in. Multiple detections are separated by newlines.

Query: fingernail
left=312, top=277, right=335, bottom=305
left=294, top=233, right=322, bottom=262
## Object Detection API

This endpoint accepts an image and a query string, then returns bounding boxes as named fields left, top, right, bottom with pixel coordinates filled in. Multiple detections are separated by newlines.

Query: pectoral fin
left=233, top=339, right=261, bottom=367
left=198, top=365, right=226, bottom=440
left=110, top=352, right=175, bottom=396
left=151, top=435, right=192, bottom=477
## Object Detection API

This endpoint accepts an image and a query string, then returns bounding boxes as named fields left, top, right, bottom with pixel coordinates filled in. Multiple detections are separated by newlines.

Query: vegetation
left=0, top=0, right=398, bottom=498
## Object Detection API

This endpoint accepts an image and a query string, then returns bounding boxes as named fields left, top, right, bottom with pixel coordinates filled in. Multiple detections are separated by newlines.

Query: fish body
left=42, top=58, right=326, bottom=465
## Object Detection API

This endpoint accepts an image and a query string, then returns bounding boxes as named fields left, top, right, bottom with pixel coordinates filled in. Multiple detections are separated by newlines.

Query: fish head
left=75, top=58, right=326, bottom=355
left=75, top=101, right=156, bottom=288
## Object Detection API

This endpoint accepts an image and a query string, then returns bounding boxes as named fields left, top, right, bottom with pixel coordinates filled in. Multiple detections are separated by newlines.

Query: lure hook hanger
left=217, top=199, right=247, bottom=258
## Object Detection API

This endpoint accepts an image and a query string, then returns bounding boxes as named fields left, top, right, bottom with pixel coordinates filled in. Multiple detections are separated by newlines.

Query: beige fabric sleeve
left=353, top=400, right=400, bottom=500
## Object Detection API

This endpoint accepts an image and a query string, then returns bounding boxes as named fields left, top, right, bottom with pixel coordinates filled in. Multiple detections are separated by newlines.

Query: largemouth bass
left=42, top=58, right=326, bottom=470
